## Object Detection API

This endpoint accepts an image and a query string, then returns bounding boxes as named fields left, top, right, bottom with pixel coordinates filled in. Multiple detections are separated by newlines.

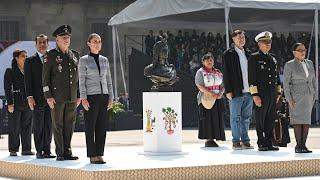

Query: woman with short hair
left=283, top=43, right=316, bottom=153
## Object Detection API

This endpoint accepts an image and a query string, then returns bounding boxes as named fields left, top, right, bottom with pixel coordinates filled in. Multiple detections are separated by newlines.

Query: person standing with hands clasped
left=195, top=53, right=225, bottom=147
left=283, top=43, right=315, bottom=153
left=4, top=49, right=34, bottom=156
left=78, top=33, right=114, bottom=164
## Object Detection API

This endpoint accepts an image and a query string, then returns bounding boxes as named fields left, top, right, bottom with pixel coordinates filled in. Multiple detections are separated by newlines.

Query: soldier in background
left=42, top=25, right=80, bottom=161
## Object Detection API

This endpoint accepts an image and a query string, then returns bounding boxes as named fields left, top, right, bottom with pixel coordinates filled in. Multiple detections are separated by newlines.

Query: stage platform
left=0, top=144, right=320, bottom=179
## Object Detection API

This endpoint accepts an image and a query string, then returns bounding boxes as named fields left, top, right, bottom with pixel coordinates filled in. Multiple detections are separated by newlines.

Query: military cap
left=52, top=25, right=71, bottom=37
left=255, top=31, right=272, bottom=42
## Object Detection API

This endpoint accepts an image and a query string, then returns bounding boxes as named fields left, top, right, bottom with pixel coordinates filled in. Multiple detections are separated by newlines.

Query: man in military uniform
left=42, top=25, right=80, bottom=161
left=248, top=31, right=282, bottom=151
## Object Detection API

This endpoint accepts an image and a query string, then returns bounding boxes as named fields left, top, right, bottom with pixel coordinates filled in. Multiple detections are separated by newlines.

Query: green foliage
left=108, top=101, right=125, bottom=120
left=162, top=107, right=177, bottom=115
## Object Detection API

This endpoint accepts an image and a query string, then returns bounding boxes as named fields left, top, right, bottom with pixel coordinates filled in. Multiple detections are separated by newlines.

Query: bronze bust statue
left=144, top=34, right=179, bottom=90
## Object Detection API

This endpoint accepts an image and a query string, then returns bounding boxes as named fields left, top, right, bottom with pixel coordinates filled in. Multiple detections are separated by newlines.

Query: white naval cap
left=255, top=31, right=272, bottom=42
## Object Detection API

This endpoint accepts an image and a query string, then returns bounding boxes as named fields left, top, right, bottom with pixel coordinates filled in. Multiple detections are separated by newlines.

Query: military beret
left=52, top=25, right=71, bottom=37
left=255, top=31, right=272, bottom=42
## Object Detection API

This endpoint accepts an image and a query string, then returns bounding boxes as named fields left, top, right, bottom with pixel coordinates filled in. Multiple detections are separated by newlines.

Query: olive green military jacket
left=42, top=47, right=80, bottom=102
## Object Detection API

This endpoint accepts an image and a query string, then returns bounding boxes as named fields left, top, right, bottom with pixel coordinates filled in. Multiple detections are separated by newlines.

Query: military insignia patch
left=43, top=86, right=49, bottom=92
left=272, top=57, right=277, bottom=64
left=43, top=54, right=48, bottom=63
left=56, top=56, right=63, bottom=63
left=73, top=57, right=78, bottom=64
left=265, top=32, right=270, bottom=38
left=58, top=64, right=63, bottom=72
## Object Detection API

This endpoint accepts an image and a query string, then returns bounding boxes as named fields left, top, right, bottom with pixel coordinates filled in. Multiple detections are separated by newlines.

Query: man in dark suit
left=24, top=34, right=55, bottom=159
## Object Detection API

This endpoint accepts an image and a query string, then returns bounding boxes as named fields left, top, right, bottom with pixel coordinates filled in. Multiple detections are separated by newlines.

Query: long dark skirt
left=198, top=99, right=226, bottom=140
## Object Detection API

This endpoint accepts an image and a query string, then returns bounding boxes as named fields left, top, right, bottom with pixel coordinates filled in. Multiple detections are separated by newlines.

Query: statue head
left=153, top=33, right=168, bottom=62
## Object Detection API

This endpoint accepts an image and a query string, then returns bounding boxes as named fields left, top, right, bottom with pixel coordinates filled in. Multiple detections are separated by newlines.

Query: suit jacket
left=24, top=53, right=46, bottom=106
left=248, top=51, right=281, bottom=98
left=78, top=54, right=114, bottom=100
left=283, top=59, right=316, bottom=124
left=283, top=59, right=316, bottom=102
left=4, top=65, right=28, bottom=107
left=42, top=48, right=79, bottom=102
left=222, top=46, right=251, bottom=98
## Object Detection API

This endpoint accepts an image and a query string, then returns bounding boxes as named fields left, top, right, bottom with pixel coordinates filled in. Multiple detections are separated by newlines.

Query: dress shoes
left=64, top=154, right=79, bottom=160
left=10, top=152, right=17, bottom=156
left=36, top=152, right=44, bottom=159
left=267, top=145, right=279, bottom=151
left=56, top=156, right=65, bottom=161
left=43, top=153, right=56, bottom=158
left=21, top=151, right=35, bottom=156
left=258, top=145, right=268, bottom=151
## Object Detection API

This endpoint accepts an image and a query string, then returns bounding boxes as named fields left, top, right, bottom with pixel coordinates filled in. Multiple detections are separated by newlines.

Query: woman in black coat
left=4, top=49, right=34, bottom=156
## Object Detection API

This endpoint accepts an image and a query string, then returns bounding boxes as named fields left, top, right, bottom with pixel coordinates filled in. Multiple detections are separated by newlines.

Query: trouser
left=229, top=93, right=253, bottom=144
left=84, top=94, right=109, bottom=157
left=50, top=101, right=76, bottom=157
left=33, top=104, right=52, bottom=154
left=255, top=95, right=277, bottom=147
left=8, top=106, right=32, bottom=152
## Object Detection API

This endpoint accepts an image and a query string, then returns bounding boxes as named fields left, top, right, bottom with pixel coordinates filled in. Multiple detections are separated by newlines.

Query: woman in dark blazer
left=283, top=43, right=316, bottom=153
left=78, top=33, right=114, bottom=164
left=4, top=49, right=33, bottom=156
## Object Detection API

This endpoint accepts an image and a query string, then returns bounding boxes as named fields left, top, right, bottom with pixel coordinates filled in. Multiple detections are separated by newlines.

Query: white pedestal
left=142, top=92, right=183, bottom=154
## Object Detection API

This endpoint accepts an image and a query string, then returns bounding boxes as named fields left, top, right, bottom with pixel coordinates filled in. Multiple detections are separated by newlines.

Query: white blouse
left=301, top=61, right=309, bottom=78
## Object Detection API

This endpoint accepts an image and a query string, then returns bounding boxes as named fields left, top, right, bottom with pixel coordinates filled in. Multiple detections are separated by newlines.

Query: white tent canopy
left=108, top=0, right=320, bottom=123
left=108, top=0, right=320, bottom=26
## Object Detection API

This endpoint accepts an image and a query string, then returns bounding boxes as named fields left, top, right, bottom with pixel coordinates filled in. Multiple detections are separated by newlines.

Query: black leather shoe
left=56, top=156, right=65, bottom=161
left=258, top=145, right=268, bottom=151
left=295, top=146, right=303, bottom=153
left=267, top=145, right=279, bottom=151
left=44, top=153, right=56, bottom=158
left=10, top=152, right=17, bottom=156
left=277, top=143, right=287, bottom=147
left=22, top=151, right=35, bottom=155
left=64, top=155, right=79, bottom=160
left=36, top=152, right=44, bottom=159
left=301, top=146, right=312, bottom=153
